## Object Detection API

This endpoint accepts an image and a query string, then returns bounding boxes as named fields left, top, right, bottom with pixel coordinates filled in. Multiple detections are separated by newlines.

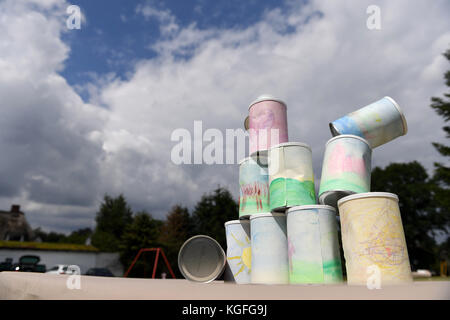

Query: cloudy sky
left=0, top=0, right=449, bottom=233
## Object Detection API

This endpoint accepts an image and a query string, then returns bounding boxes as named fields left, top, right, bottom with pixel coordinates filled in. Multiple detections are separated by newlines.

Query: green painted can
left=318, top=135, right=372, bottom=209
left=268, top=142, right=316, bottom=212
left=286, top=205, right=343, bottom=284
left=239, top=157, right=270, bottom=218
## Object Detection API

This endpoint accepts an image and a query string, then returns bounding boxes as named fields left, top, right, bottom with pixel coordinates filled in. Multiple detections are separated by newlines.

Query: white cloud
left=98, top=0, right=450, bottom=217
left=1, top=0, right=449, bottom=233
left=136, top=3, right=179, bottom=37
left=0, top=0, right=107, bottom=232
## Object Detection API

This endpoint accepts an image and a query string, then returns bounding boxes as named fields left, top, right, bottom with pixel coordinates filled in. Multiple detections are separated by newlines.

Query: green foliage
left=33, top=227, right=92, bottom=245
left=371, top=162, right=447, bottom=271
left=0, top=240, right=98, bottom=252
left=191, top=187, right=238, bottom=250
left=119, top=211, right=164, bottom=277
left=65, top=228, right=92, bottom=244
left=158, top=205, right=194, bottom=278
left=91, top=194, right=133, bottom=251
left=429, top=47, right=450, bottom=264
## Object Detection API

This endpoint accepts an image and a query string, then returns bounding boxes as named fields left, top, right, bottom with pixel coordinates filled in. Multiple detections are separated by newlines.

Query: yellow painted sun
left=227, top=232, right=251, bottom=277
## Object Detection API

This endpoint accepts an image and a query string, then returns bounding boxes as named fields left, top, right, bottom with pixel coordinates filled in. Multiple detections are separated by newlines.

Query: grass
left=413, top=276, right=449, bottom=281
left=0, top=240, right=99, bottom=252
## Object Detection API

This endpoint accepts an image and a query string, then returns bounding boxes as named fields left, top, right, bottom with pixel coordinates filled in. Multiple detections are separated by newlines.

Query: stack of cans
left=181, top=95, right=413, bottom=287
left=223, top=95, right=412, bottom=286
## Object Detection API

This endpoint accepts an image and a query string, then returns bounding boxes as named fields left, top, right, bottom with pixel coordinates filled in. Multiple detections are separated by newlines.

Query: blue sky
left=62, top=0, right=291, bottom=95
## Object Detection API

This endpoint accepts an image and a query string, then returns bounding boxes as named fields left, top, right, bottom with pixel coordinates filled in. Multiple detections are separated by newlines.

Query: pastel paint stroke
left=332, top=115, right=363, bottom=137
left=251, top=109, right=275, bottom=130
left=269, top=178, right=315, bottom=210
left=239, top=181, right=269, bottom=213
left=287, top=236, right=295, bottom=271
left=328, top=143, right=366, bottom=177
left=227, top=231, right=251, bottom=278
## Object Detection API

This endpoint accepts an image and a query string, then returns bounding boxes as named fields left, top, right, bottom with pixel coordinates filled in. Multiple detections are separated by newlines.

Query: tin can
left=268, top=142, right=316, bottom=212
left=178, top=235, right=226, bottom=283
left=337, top=192, right=413, bottom=285
left=250, top=213, right=289, bottom=284
left=247, top=95, right=289, bottom=156
left=286, top=205, right=343, bottom=284
left=329, top=96, right=408, bottom=148
left=224, top=220, right=251, bottom=284
left=239, top=157, right=270, bottom=218
left=318, top=135, right=372, bottom=209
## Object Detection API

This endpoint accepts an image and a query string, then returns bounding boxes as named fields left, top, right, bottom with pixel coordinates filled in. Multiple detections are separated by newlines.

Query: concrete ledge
left=0, top=272, right=449, bottom=300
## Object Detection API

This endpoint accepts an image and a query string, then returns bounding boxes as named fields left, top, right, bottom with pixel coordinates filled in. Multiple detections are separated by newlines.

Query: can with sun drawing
left=224, top=220, right=252, bottom=284
left=286, top=205, right=343, bottom=284
left=250, top=213, right=289, bottom=284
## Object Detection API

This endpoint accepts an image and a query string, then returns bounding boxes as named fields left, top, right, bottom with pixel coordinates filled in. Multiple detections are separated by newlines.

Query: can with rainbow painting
left=329, top=96, right=407, bottom=148
left=250, top=213, right=289, bottom=284
left=268, top=142, right=316, bottom=212
left=239, top=157, right=270, bottom=218
left=224, top=220, right=252, bottom=284
left=286, top=205, right=343, bottom=284
left=337, top=192, right=413, bottom=286
left=318, top=135, right=372, bottom=209
left=245, top=95, right=289, bottom=157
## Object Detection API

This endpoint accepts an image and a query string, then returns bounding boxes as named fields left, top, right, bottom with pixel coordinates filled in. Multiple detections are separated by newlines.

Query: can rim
left=239, top=155, right=268, bottom=166
left=248, top=94, right=287, bottom=111
left=384, top=96, right=408, bottom=135
left=269, top=142, right=311, bottom=151
left=178, top=235, right=226, bottom=283
left=249, top=212, right=285, bottom=220
left=224, top=219, right=250, bottom=227
left=286, top=204, right=336, bottom=213
left=238, top=157, right=253, bottom=165
left=337, top=192, right=399, bottom=207
left=325, top=134, right=371, bottom=148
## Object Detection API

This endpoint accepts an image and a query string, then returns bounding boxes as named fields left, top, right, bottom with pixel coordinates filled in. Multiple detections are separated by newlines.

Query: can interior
left=319, top=190, right=355, bottom=211
left=179, top=238, right=225, bottom=282
left=329, top=122, right=340, bottom=137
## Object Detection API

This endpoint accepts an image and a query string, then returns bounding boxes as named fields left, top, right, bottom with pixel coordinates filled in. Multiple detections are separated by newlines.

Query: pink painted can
left=245, top=95, right=289, bottom=157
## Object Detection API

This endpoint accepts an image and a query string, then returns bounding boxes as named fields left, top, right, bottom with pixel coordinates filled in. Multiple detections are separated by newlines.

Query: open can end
left=329, top=122, right=340, bottom=137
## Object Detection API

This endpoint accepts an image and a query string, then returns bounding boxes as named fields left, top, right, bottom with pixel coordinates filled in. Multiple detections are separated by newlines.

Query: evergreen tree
left=191, top=187, right=238, bottom=250
left=91, top=194, right=133, bottom=252
left=119, top=211, right=163, bottom=277
left=430, top=48, right=450, bottom=230
left=371, top=162, right=444, bottom=271
left=158, top=205, right=194, bottom=277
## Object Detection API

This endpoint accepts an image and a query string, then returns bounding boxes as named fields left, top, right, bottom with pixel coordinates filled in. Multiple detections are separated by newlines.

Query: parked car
left=46, top=264, right=77, bottom=275
left=412, top=269, right=432, bottom=278
left=85, top=268, right=114, bottom=277
left=12, top=255, right=46, bottom=273
left=0, top=258, right=13, bottom=271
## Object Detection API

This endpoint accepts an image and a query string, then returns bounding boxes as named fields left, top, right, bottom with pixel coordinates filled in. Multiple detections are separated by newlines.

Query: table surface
left=0, top=272, right=449, bottom=300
